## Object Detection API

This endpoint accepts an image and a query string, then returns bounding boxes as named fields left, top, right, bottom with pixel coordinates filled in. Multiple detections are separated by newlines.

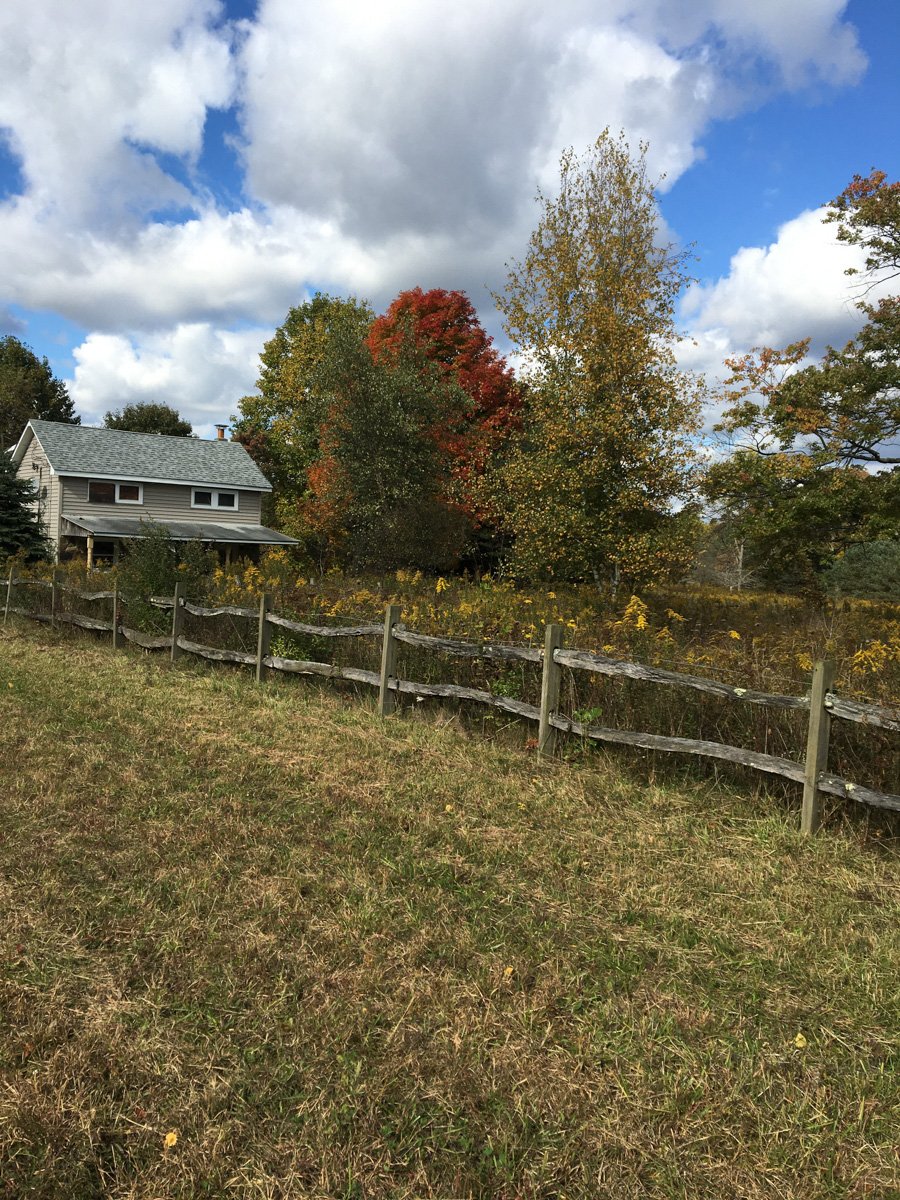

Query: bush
left=824, top=540, right=900, bottom=601
left=116, top=522, right=217, bottom=631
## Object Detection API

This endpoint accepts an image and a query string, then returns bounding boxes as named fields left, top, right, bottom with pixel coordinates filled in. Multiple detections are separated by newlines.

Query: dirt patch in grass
left=1, top=621, right=898, bottom=1199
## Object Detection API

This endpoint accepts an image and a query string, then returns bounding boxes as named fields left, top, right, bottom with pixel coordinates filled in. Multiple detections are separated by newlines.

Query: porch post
left=86, top=534, right=95, bottom=572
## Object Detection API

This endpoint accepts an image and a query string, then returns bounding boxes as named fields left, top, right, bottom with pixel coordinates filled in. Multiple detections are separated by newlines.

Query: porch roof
left=60, top=514, right=299, bottom=545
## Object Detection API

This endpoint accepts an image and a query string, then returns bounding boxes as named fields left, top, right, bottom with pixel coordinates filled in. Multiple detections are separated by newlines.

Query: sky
left=0, top=0, right=897, bottom=441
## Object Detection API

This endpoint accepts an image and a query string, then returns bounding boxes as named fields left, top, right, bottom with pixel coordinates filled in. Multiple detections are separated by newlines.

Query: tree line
left=232, top=135, right=898, bottom=592
left=2, top=133, right=898, bottom=594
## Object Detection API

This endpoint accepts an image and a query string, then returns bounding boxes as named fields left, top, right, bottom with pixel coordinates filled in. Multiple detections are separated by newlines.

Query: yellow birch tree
left=488, top=131, right=703, bottom=586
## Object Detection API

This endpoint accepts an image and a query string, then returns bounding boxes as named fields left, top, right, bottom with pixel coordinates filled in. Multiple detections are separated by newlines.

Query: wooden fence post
left=3, top=568, right=13, bottom=627
left=111, top=584, right=120, bottom=651
left=256, top=592, right=272, bottom=684
left=801, top=659, right=836, bottom=835
left=379, top=603, right=402, bottom=717
left=50, top=568, right=63, bottom=629
left=538, top=623, right=565, bottom=756
left=170, top=582, right=185, bottom=663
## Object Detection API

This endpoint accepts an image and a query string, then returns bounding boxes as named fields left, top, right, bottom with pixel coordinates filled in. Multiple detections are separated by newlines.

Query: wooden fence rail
left=5, top=573, right=899, bottom=827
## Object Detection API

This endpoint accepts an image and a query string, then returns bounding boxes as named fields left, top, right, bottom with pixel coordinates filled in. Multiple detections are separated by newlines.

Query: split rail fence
left=5, top=569, right=899, bottom=832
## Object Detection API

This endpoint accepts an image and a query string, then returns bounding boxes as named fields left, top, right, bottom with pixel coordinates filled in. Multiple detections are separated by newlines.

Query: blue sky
left=0, top=0, right=896, bottom=439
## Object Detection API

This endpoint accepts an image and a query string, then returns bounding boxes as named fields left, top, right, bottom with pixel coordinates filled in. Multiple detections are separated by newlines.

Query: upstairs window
left=192, top=489, right=239, bottom=510
left=88, top=480, right=143, bottom=504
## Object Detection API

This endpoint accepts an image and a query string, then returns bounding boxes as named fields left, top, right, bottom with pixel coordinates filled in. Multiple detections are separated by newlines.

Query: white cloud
left=664, top=0, right=865, bottom=88
left=681, top=207, right=871, bottom=358
left=68, top=323, right=268, bottom=436
left=0, top=0, right=235, bottom=226
left=677, top=206, right=899, bottom=433
left=0, top=0, right=871, bottom=421
left=0, top=199, right=523, bottom=334
left=238, top=0, right=862, bottom=243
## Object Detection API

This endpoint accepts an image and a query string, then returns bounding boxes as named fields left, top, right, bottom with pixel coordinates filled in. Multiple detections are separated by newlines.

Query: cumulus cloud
left=676, top=206, right=898, bottom=431
left=681, top=208, right=870, bottom=358
left=651, top=0, right=865, bottom=89
left=0, top=0, right=870, bottom=418
left=237, top=0, right=863, bottom=243
left=0, top=200, right=521, bottom=334
left=0, top=0, right=235, bottom=227
left=0, top=1, right=868, bottom=324
left=68, top=323, right=268, bottom=436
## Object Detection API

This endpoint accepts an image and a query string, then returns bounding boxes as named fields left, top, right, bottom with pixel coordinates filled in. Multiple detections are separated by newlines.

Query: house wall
left=15, top=432, right=61, bottom=550
left=59, top=478, right=264, bottom=525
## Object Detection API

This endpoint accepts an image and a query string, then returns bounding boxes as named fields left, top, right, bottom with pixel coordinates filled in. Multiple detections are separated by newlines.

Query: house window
left=88, top=480, right=143, bottom=504
left=88, top=481, right=116, bottom=504
left=191, top=489, right=239, bottom=510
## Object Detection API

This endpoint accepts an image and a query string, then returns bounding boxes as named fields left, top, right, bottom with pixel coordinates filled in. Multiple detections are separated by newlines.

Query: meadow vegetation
left=1, top=620, right=898, bottom=1198
left=16, top=546, right=900, bottom=805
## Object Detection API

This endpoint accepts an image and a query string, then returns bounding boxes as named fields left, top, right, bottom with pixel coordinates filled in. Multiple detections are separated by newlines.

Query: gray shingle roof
left=19, top=420, right=272, bottom=491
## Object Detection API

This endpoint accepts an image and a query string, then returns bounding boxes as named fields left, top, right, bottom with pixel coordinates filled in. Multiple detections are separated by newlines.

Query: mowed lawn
left=0, top=622, right=897, bottom=1200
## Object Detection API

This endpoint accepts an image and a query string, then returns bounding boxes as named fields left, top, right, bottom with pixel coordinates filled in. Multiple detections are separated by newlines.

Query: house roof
left=12, top=420, right=272, bottom=492
left=61, top=514, right=298, bottom=545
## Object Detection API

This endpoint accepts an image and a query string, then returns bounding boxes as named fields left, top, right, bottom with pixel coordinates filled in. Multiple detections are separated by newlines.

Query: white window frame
left=88, top=480, right=144, bottom=505
left=191, top=488, right=239, bottom=511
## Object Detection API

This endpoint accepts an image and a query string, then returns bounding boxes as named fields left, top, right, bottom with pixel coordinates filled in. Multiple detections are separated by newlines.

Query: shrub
left=116, top=522, right=216, bottom=631
left=824, top=540, right=900, bottom=601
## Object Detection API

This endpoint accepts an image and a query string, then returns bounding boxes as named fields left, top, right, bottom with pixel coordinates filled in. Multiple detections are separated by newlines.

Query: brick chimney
left=214, top=424, right=227, bottom=441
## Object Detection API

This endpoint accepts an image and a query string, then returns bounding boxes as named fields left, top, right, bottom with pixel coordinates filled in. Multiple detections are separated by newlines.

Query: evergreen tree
left=0, top=451, right=50, bottom=561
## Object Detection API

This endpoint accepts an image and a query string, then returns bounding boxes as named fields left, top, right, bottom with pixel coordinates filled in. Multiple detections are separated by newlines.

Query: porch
left=59, top=514, right=299, bottom=569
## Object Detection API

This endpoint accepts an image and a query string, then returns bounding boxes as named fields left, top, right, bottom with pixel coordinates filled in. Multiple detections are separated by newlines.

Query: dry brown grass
left=0, top=619, right=898, bottom=1199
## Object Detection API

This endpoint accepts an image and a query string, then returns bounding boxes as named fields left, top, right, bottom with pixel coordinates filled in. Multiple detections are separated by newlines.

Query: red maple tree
left=366, top=288, right=521, bottom=518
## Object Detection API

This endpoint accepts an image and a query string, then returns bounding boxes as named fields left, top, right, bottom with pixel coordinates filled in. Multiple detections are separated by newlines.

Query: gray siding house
left=11, top=420, right=297, bottom=566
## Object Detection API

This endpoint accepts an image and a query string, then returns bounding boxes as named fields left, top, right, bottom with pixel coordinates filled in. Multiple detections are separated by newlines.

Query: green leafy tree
left=305, top=321, right=470, bottom=571
left=0, top=335, right=78, bottom=451
left=705, top=172, right=900, bottom=586
left=0, top=450, right=50, bottom=561
left=232, top=293, right=373, bottom=533
left=104, top=403, right=193, bottom=437
left=713, top=313, right=899, bottom=473
left=704, top=447, right=899, bottom=589
left=486, top=130, right=703, bottom=586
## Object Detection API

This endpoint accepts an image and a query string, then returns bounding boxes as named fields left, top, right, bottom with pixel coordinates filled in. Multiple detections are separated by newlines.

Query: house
left=10, top=419, right=298, bottom=566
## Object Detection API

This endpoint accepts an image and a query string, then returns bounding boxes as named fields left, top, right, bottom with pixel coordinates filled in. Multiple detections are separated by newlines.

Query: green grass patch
left=0, top=620, right=898, bottom=1198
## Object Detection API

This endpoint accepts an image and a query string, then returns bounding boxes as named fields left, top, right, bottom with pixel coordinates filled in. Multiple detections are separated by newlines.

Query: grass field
left=1, top=620, right=898, bottom=1199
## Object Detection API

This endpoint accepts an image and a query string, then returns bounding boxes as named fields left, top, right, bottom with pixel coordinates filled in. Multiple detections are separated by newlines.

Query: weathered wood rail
left=5, top=570, right=899, bottom=827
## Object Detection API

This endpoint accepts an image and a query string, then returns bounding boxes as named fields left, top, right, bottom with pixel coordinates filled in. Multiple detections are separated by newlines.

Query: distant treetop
left=104, top=402, right=193, bottom=437
left=0, top=334, right=78, bottom=450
